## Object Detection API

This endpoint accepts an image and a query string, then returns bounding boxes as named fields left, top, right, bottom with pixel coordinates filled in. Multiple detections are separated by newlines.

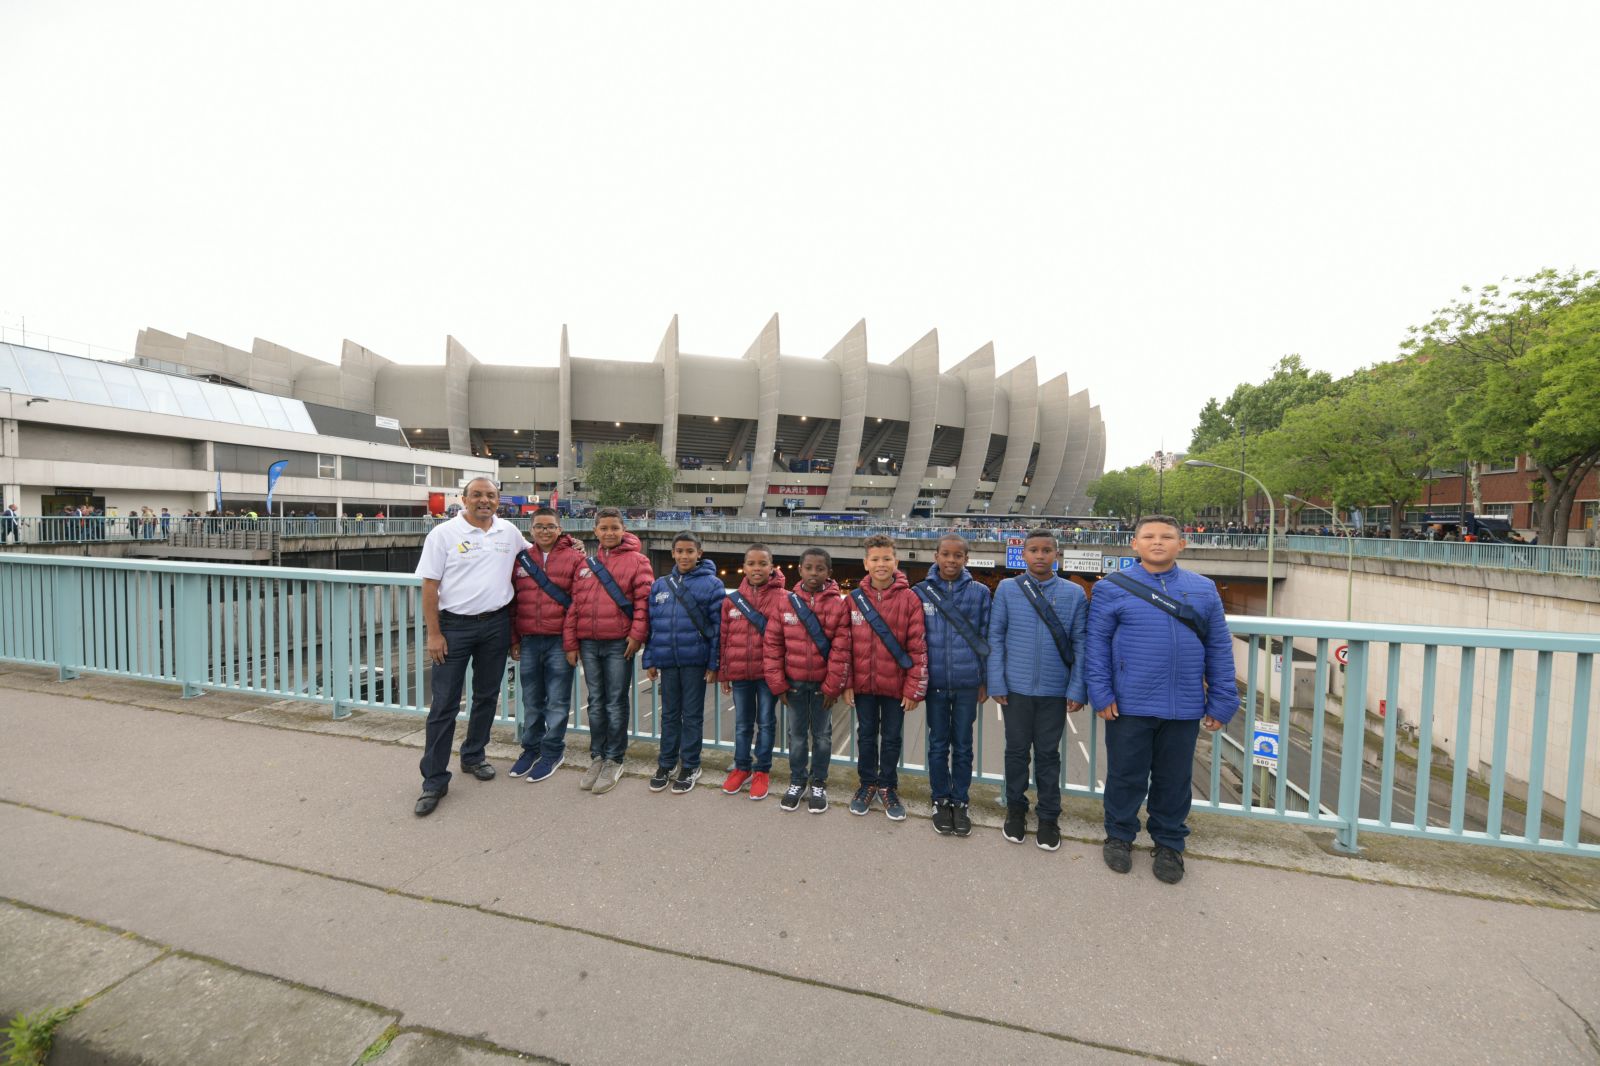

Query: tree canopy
left=584, top=441, right=675, bottom=510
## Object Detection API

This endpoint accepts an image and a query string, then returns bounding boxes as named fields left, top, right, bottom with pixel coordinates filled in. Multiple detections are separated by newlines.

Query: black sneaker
left=1153, top=845, right=1185, bottom=884
left=1103, top=837, right=1133, bottom=874
left=951, top=803, right=972, bottom=837
left=808, top=784, right=828, bottom=814
left=649, top=764, right=674, bottom=792
left=1036, top=819, right=1061, bottom=851
left=932, top=800, right=955, bottom=835
left=1003, top=806, right=1027, bottom=844
left=849, top=785, right=874, bottom=816
left=780, top=782, right=804, bottom=811
left=670, top=767, right=702, bottom=794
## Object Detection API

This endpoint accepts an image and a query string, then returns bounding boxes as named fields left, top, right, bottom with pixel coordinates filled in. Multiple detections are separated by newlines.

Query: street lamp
left=1185, top=459, right=1274, bottom=618
left=1286, top=494, right=1352, bottom=621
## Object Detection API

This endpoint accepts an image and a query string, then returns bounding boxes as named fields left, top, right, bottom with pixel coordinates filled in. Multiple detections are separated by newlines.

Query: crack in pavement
left=1, top=797, right=1194, bottom=1065
left=1517, top=955, right=1600, bottom=1060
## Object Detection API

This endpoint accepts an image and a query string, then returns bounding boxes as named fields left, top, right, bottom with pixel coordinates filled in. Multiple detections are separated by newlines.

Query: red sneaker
left=722, top=769, right=752, bottom=795
left=749, top=771, right=770, bottom=801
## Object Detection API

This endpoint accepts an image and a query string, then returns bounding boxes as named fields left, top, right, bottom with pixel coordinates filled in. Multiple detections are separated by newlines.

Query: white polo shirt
left=415, top=515, right=531, bottom=616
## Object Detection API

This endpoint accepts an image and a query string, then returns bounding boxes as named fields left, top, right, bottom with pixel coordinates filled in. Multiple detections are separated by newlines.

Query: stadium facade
left=129, top=316, right=1106, bottom=518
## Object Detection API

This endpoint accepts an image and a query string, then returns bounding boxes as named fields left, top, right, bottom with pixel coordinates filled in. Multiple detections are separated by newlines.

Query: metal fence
left=2, top=552, right=1595, bottom=858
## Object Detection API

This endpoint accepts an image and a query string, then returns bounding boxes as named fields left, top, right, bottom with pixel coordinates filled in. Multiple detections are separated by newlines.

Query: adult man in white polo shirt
left=413, top=477, right=532, bottom=816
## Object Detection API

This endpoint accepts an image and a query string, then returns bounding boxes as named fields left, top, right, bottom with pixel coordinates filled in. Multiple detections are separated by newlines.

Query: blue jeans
left=1104, top=714, right=1201, bottom=851
left=926, top=687, right=979, bottom=804
left=784, top=681, right=833, bottom=785
left=579, top=639, right=633, bottom=763
left=419, top=610, right=512, bottom=793
left=730, top=678, right=776, bottom=773
left=1002, top=693, right=1066, bottom=820
left=656, top=665, right=708, bottom=771
left=854, top=693, right=905, bottom=791
left=517, top=634, right=573, bottom=760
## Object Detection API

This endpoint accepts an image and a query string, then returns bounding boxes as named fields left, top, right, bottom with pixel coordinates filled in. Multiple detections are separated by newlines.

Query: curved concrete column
left=444, top=336, right=477, bottom=456
left=992, top=358, right=1038, bottom=515
left=887, top=330, right=940, bottom=518
left=1047, top=388, right=1093, bottom=514
left=338, top=340, right=390, bottom=414
left=943, top=343, right=995, bottom=515
left=1022, top=372, right=1071, bottom=515
left=655, top=316, right=681, bottom=465
left=822, top=320, right=868, bottom=510
left=1070, top=407, right=1106, bottom=513
left=250, top=339, right=317, bottom=399
left=738, top=315, right=781, bottom=518
left=558, top=326, right=573, bottom=500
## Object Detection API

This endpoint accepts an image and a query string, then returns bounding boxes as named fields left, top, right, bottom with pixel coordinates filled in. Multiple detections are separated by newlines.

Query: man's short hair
left=863, top=533, right=896, bottom=553
left=799, top=546, right=832, bottom=569
left=673, top=529, right=702, bottom=548
left=595, top=507, right=624, bottom=523
left=463, top=476, right=500, bottom=494
left=1024, top=527, right=1057, bottom=544
left=1133, top=514, right=1182, bottom=534
left=936, top=533, right=970, bottom=554
left=531, top=506, right=558, bottom=520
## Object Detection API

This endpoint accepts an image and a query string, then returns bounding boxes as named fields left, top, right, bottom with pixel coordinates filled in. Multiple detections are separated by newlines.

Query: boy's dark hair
left=594, top=507, right=624, bottom=523
left=799, top=546, right=832, bottom=569
left=1133, top=514, right=1182, bottom=534
left=863, top=533, right=896, bottom=552
left=532, top=506, right=558, bottom=519
left=1024, top=527, right=1058, bottom=544
left=745, top=542, right=772, bottom=559
left=672, top=530, right=702, bottom=548
left=936, top=533, right=970, bottom=553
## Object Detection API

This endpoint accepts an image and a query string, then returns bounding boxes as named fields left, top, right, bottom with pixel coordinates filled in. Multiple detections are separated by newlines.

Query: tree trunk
left=1389, top=499, right=1404, bottom=538
left=1469, top=464, right=1484, bottom=512
left=1534, top=454, right=1600, bottom=546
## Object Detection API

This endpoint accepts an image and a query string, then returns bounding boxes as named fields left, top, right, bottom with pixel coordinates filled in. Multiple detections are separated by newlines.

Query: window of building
left=318, top=454, right=336, bottom=479
left=413, top=464, right=428, bottom=486
left=1479, top=457, right=1518, bottom=474
left=1478, top=503, right=1514, bottom=518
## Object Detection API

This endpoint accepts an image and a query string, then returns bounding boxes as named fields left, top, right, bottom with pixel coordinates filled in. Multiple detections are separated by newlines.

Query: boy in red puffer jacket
left=844, top=534, right=927, bottom=822
left=718, top=543, right=787, bottom=800
left=764, top=546, right=851, bottom=814
left=510, top=507, right=585, bottom=783
left=563, top=508, right=654, bottom=796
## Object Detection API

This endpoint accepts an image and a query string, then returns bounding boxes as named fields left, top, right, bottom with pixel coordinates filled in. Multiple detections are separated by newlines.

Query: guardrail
left=2, top=553, right=1594, bottom=857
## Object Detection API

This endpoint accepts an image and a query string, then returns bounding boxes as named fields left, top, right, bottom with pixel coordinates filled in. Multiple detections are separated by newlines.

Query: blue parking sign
left=1118, top=556, right=1136, bottom=570
left=1252, top=723, right=1279, bottom=768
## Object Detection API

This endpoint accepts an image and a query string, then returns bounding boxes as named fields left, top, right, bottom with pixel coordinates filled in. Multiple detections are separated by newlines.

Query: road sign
left=1101, top=556, right=1119, bottom=573
left=1118, top=556, right=1136, bottom=571
left=1334, top=644, right=1349, bottom=666
left=966, top=557, right=997, bottom=569
left=1252, top=722, right=1280, bottom=768
left=1057, top=549, right=1103, bottom=574
left=1004, top=537, right=1058, bottom=571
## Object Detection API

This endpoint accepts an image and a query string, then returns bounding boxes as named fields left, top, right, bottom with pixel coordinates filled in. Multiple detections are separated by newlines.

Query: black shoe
left=1153, top=845, right=1185, bottom=884
left=932, top=800, right=955, bottom=835
left=951, top=803, right=972, bottom=837
left=649, top=764, right=674, bottom=792
left=1036, top=819, right=1061, bottom=851
left=780, top=782, right=804, bottom=811
left=1103, top=837, right=1133, bottom=874
left=414, top=790, right=444, bottom=816
left=1003, top=806, right=1027, bottom=844
left=464, top=762, right=495, bottom=782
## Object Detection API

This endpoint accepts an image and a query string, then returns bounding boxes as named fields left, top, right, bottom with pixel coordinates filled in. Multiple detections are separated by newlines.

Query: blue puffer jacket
left=986, top=574, right=1088, bottom=702
left=916, top=568, right=992, bottom=691
left=642, top=559, right=724, bottom=671
left=1084, top=563, right=1238, bottom=722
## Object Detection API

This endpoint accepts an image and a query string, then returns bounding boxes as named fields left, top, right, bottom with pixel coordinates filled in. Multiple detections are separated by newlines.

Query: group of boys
left=413, top=476, right=1239, bottom=884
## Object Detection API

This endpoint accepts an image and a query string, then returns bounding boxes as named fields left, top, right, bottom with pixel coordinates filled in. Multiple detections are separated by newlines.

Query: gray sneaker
left=591, top=759, right=625, bottom=795
left=579, top=756, right=605, bottom=791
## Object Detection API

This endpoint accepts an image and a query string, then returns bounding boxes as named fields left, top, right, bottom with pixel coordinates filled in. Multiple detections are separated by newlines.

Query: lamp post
left=1185, top=459, right=1274, bottom=618
left=1287, top=494, right=1352, bottom=621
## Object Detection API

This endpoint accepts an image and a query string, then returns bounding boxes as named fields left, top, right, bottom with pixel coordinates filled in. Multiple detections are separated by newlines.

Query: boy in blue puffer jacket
left=643, top=531, right=724, bottom=794
left=986, top=529, right=1087, bottom=853
left=1086, top=515, right=1238, bottom=884
left=916, top=534, right=991, bottom=838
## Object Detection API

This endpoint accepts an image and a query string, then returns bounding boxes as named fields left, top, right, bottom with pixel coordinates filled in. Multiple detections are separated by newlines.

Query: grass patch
left=355, top=1023, right=402, bottom=1064
left=3, top=1005, right=82, bottom=1066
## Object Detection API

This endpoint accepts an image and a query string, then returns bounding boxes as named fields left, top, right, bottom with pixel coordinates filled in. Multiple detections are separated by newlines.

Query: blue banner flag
left=265, top=459, right=289, bottom=514
left=215, top=472, right=223, bottom=514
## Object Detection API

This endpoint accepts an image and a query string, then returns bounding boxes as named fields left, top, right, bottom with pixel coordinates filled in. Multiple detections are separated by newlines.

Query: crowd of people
left=414, top=477, right=1239, bottom=884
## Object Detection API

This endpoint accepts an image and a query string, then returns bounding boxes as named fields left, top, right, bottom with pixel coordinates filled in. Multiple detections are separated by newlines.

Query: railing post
left=1332, top=641, right=1370, bottom=854
left=51, top=566, right=83, bottom=681
left=175, top=572, right=209, bottom=698
left=329, top=584, right=354, bottom=719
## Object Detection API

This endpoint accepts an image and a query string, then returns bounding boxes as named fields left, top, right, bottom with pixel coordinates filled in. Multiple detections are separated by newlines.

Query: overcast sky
left=3, top=1, right=1597, bottom=471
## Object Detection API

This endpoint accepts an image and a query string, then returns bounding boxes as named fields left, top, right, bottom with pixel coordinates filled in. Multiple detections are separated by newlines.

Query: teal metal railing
left=2, top=552, right=1596, bottom=857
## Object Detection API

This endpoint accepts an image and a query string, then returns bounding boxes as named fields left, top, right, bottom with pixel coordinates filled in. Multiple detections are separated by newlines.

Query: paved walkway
left=3, top=665, right=1599, bottom=1065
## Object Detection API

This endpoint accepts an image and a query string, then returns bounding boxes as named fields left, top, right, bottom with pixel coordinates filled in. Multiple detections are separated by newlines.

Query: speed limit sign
left=1334, top=644, right=1350, bottom=666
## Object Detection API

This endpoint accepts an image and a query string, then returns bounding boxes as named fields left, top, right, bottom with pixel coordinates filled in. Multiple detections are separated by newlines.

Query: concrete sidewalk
left=3, top=665, right=1599, bottom=1065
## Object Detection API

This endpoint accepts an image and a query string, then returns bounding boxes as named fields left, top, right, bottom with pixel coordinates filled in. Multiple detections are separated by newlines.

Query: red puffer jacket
left=845, top=570, right=928, bottom=702
left=512, top=533, right=585, bottom=638
left=764, top=579, right=851, bottom=700
left=718, top=568, right=787, bottom=682
left=562, top=531, right=654, bottom=651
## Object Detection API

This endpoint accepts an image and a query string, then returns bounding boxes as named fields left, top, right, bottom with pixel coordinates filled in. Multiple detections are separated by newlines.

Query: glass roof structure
left=0, top=343, right=319, bottom=435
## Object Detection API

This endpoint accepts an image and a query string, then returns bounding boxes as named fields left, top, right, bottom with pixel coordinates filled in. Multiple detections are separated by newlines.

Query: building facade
left=130, top=316, right=1106, bottom=517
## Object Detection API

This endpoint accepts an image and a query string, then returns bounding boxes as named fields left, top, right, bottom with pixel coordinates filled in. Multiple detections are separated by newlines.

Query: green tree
left=1408, top=268, right=1600, bottom=544
left=584, top=441, right=675, bottom=510
left=1188, top=354, right=1340, bottom=453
